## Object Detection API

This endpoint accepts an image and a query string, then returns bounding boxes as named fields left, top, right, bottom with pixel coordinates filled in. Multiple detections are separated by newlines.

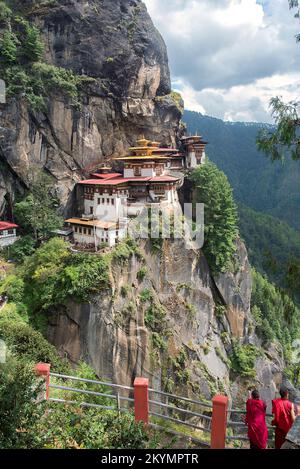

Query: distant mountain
left=183, top=111, right=300, bottom=233
left=238, top=203, right=300, bottom=292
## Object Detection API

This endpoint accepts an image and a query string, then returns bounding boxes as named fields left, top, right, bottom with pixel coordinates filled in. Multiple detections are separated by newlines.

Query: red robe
left=272, top=398, right=294, bottom=449
left=245, top=398, right=268, bottom=449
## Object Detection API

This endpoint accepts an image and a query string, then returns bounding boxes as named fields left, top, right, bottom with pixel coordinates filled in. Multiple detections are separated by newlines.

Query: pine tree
left=189, top=161, right=238, bottom=274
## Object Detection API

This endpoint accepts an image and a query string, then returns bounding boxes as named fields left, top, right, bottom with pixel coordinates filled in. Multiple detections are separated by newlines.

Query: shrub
left=0, top=317, right=68, bottom=371
left=139, top=288, right=152, bottom=303
left=0, top=274, right=25, bottom=303
left=0, top=356, right=44, bottom=449
left=137, top=266, right=147, bottom=282
left=229, top=340, right=261, bottom=378
left=2, top=235, right=36, bottom=262
left=22, top=238, right=110, bottom=311
left=37, top=405, right=154, bottom=449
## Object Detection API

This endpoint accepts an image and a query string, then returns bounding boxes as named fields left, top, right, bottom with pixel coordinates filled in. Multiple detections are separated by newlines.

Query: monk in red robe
left=272, top=385, right=296, bottom=449
left=245, top=389, right=268, bottom=449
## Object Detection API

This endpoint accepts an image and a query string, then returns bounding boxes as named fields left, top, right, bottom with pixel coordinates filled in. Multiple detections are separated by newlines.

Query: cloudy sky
left=144, top=0, right=300, bottom=122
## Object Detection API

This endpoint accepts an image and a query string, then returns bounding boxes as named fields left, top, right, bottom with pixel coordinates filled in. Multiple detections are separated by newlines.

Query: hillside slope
left=238, top=203, right=300, bottom=292
left=183, top=110, right=300, bottom=233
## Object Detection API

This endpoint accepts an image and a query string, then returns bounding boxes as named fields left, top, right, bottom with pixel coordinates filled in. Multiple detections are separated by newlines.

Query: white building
left=0, top=222, right=19, bottom=248
left=181, top=135, right=207, bottom=169
left=65, top=218, right=127, bottom=248
left=65, top=135, right=207, bottom=249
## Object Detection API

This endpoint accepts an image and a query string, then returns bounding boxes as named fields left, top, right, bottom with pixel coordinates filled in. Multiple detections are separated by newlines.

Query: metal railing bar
left=227, top=421, right=274, bottom=432
left=119, top=396, right=135, bottom=403
left=49, top=384, right=118, bottom=400
left=148, top=399, right=212, bottom=420
left=50, top=397, right=133, bottom=414
left=148, top=423, right=210, bottom=447
left=48, top=397, right=117, bottom=411
left=229, top=408, right=272, bottom=418
left=149, top=411, right=211, bottom=433
left=148, top=388, right=212, bottom=408
left=50, top=373, right=133, bottom=391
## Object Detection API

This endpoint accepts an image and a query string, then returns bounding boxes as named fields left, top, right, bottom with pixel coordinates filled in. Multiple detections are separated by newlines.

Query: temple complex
left=65, top=135, right=207, bottom=249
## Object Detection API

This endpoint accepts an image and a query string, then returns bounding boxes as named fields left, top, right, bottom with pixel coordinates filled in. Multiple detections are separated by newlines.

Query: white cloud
left=144, top=0, right=300, bottom=122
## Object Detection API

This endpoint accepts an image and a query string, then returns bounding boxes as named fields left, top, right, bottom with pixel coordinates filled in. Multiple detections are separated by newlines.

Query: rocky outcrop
left=46, top=236, right=283, bottom=407
left=0, top=0, right=182, bottom=215
left=215, top=239, right=252, bottom=338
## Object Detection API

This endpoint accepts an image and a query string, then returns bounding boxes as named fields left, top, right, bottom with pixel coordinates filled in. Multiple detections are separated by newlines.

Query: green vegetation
left=2, top=235, right=36, bottom=262
left=256, top=96, right=300, bottom=161
left=258, top=0, right=300, bottom=165
left=169, top=348, right=191, bottom=385
left=0, top=356, right=44, bottom=449
left=251, top=269, right=300, bottom=364
left=189, top=161, right=239, bottom=274
left=183, top=110, right=300, bottom=233
left=229, top=339, right=262, bottom=378
left=0, top=357, right=153, bottom=449
left=0, top=295, right=157, bottom=449
left=21, top=238, right=110, bottom=311
left=111, top=238, right=142, bottom=264
left=14, top=168, right=62, bottom=241
left=238, top=203, right=300, bottom=298
left=139, top=288, right=153, bottom=303
left=0, top=2, right=93, bottom=110
left=137, top=266, right=148, bottom=282
left=0, top=238, right=110, bottom=328
left=155, top=91, right=184, bottom=114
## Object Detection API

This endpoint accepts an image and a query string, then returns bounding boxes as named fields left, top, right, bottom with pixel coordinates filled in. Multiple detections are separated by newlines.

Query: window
left=112, top=199, right=115, bottom=205
left=98, top=198, right=100, bottom=204
left=116, top=231, right=119, bottom=236
left=8, top=229, right=14, bottom=235
left=102, top=198, right=105, bottom=204
left=75, top=226, right=78, bottom=233
left=83, top=228, right=87, bottom=235
left=90, top=206, right=93, bottom=214
left=107, top=199, right=110, bottom=204
left=88, top=229, right=92, bottom=236
left=79, top=228, right=82, bottom=234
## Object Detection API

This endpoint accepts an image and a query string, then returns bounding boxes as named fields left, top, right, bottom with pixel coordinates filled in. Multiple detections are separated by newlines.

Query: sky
left=144, top=0, right=300, bottom=123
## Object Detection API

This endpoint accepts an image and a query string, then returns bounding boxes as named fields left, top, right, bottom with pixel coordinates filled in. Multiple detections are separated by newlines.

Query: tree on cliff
left=14, top=168, right=62, bottom=241
left=0, top=356, right=43, bottom=449
left=257, top=1, right=300, bottom=161
left=189, top=161, right=238, bottom=274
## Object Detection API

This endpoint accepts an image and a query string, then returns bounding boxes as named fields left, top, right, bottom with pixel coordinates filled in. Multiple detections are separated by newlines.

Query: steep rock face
left=47, top=237, right=284, bottom=406
left=0, top=0, right=182, bottom=214
left=215, top=239, right=252, bottom=338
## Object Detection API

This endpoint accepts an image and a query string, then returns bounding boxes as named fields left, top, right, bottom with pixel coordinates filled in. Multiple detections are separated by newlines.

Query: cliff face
left=47, top=237, right=283, bottom=407
left=0, top=0, right=182, bottom=216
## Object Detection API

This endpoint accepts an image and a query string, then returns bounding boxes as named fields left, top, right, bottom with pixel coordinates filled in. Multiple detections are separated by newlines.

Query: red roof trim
left=91, top=173, right=122, bottom=180
left=79, top=179, right=130, bottom=186
left=79, top=175, right=180, bottom=186
left=0, top=221, right=19, bottom=231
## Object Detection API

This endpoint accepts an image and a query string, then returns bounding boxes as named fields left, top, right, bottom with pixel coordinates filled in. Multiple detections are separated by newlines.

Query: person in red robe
left=272, top=385, right=296, bottom=449
left=245, top=389, right=268, bottom=449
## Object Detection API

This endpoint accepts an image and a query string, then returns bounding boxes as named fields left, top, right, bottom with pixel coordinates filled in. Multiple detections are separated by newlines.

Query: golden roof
left=66, top=218, right=117, bottom=229
left=137, top=137, right=151, bottom=147
left=113, top=155, right=170, bottom=161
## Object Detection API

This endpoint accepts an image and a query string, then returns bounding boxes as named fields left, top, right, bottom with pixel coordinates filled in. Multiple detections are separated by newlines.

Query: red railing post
left=35, top=363, right=51, bottom=400
left=134, top=377, right=149, bottom=425
left=210, top=395, right=229, bottom=449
